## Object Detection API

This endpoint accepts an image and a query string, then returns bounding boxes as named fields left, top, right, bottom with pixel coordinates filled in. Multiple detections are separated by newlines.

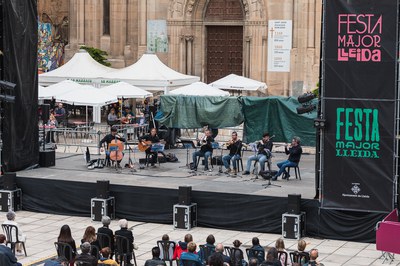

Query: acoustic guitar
left=138, top=140, right=152, bottom=152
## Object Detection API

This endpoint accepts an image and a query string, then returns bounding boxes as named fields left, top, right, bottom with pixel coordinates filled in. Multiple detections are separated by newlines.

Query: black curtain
left=1, top=0, right=38, bottom=171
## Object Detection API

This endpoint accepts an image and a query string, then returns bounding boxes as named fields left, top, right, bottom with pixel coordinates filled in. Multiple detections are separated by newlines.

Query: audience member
left=97, top=216, right=115, bottom=256
left=198, top=234, right=216, bottom=263
left=98, top=247, right=118, bottom=266
left=44, top=256, right=68, bottom=266
left=248, top=258, right=259, bottom=266
left=173, top=233, right=193, bottom=260
left=0, top=233, right=22, bottom=266
left=215, top=243, right=231, bottom=265
left=144, top=246, right=166, bottom=266
left=159, top=234, right=175, bottom=261
left=297, top=239, right=307, bottom=253
left=304, top=249, right=324, bottom=266
left=75, top=242, right=98, bottom=266
left=180, top=242, right=203, bottom=266
left=107, top=108, right=118, bottom=125
left=231, top=240, right=247, bottom=266
left=81, top=226, right=101, bottom=257
left=208, top=252, right=224, bottom=266
left=57, top=225, right=77, bottom=264
left=260, top=248, right=280, bottom=266
left=115, top=219, right=134, bottom=253
left=275, top=238, right=291, bottom=266
left=249, top=237, right=265, bottom=265
left=3, top=211, right=26, bottom=256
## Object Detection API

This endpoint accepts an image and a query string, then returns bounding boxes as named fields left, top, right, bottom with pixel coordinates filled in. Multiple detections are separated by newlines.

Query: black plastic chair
left=2, top=224, right=27, bottom=256
left=224, top=246, right=232, bottom=257
left=277, top=250, right=288, bottom=266
left=199, top=244, right=215, bottom=263
left=54, top=242, right=74, bottom=265
left=96, top=232, right=113, bottom=250
left=246, top=248, right=265, bottom=264
left=290, top=251, right=310, bottom=265
left=157, top=240, right=176, bottom=266
left=91, top=244, right=100, bottom=259
left=115, top=235, right=136, bottom=266
left=230, top=248, right=245, bottom=266
left=287, top=164, right=301, bottom=180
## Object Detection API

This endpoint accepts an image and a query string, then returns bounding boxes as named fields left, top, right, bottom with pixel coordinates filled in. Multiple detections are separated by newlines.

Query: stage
left=15, top=147, right=385, bottom=243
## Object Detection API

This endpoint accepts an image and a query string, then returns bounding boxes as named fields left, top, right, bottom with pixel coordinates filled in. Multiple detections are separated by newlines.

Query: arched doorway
left=205, top=0, right=244, bottom=83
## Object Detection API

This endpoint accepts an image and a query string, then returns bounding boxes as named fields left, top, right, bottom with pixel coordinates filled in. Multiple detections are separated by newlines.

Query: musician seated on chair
left=192, top=129, right=214, bottom=172
left=222, top=131, right=242, bottom=175
left=139, top=128, right=161, bottom=167
left=99, top=127, right=126, bottom=166
left=272, top=136, right=302, bottom=181
left=3, top=211, right=26, bottom=256
left=243, top=132, right=273, bottom=175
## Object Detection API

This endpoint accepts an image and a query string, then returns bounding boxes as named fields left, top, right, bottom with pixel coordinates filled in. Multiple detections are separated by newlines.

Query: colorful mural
left=38, top=22, right=65, bottom=73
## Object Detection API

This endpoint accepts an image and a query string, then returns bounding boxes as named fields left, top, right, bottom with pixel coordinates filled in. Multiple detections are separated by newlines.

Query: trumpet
left=226, top=139, right=236, bottom=146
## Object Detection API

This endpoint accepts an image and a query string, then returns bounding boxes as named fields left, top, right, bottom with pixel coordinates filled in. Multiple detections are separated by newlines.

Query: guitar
left=138, top=140, right=152, bottom=152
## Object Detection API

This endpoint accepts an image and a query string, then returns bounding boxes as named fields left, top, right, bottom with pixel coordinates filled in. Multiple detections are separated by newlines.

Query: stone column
left=109, top=0, right=127, bottom=67
left=185, top=35, right=194, bottom=75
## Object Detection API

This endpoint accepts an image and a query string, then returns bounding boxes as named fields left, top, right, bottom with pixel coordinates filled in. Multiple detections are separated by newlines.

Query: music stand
left=180, top=139, right=196, bottom=169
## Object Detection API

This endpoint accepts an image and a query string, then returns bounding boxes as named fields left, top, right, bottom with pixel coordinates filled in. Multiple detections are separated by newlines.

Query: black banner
left=321, top=0, right=398, bottom=212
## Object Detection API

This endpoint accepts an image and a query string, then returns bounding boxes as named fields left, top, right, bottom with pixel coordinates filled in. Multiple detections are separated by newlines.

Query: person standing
left=273, top=136, right=302, bottom=180
left=222, top=131, right=242, bottom=175
left=243, top=133, right=273, bottom=175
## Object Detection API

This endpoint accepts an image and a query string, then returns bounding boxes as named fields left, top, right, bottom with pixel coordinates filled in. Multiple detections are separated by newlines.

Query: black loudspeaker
left=3, top=173, right=16, bottom=190
left=288, top=194, right=301, bottom=214
left=96, top=180, right=110, bottom=199
left=42, top=104, right=50, bottom=122
left=179, top=186, right=192, bottom=205
left=39, top=150, right=56, bottom=167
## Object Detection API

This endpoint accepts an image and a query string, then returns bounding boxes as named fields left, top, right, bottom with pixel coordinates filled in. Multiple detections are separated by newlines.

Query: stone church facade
left=38, top=0, right=322, bottom=96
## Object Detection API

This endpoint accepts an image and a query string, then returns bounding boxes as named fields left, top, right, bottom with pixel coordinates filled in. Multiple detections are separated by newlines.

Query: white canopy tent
left=100, top=82, right=153, bottom=99
left=56, top=85, right=118, bottom=123
left=170, top=82, right=229, bottom=96
left=101, top=53, right=200, bottom=92
left=38, top=80, right=83, bottom=100
left=210, top=74, right=267, bottom=92
left=39, top=50, right=115, bottom=86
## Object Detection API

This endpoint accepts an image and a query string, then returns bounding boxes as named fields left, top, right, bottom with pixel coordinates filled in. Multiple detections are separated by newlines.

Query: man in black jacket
left=273, top=136, right=302, bottom=180
left=75, top=242, right=98, bottom=266
left=222, top=131, right=242, bottom=175
left=144, top=246, right=166, bottom=266
left=97, top=216, right=114, bottom=258
left=243, top=132, right=273, bottom=175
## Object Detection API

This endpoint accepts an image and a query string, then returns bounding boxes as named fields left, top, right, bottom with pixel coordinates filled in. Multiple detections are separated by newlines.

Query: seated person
left=243, top=132, right=273, bottom=175
left=260, top=247, right=281, bottom=266
left=57, top=225, right=77, bottom=263
left=222, top=131, right=242, bottom=175
left=248, top=237, right=265, bottom=265
left=173, top=234, right=193, bottom=260
left=98, top=247, right=118, bottom=266
left=180, top=242, right=203, bottom=266
left=0, top=233, right=22, bottom=266
left=99, top=127, right=126, bottom=166
left=139, top=128, right=161, bottom=167
left=198, top=234, right=216, bottom=263
left=107, top=108, right=119, bottom=125
left=145, top=246, right=167, bottom=266
left=115, top=219, right=134, bottom=254
left=215, top=244, right=230, bottom=265
left=192, top=129, right=214, bottom=172
left=75, top=242, right=98, bottom=266
left=97, top=216, right=114, bottom=257
left=273, top=136, right=302, bottom=181
left=3, top=211, right=26, bottom=256
left=81, top=226, right=101, bottom=257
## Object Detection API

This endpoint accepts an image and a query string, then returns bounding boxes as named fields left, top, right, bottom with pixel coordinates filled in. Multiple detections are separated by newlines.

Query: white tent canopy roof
left=38, top=80, right=83, bottom=100
left=100, top=82, right=153, bottom=99
left=101, top=53, right=200, bottom=89
left=210, top=74, right=267, bottom=91
left=170, top=82, right=229, bottom=96
left=39, top=50, right=115, bottom=85
left=56, top=85, right=118, bottom=106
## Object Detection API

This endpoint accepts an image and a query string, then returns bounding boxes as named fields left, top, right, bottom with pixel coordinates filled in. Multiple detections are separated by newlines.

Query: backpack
left=166, top=153, right=178, bottom=162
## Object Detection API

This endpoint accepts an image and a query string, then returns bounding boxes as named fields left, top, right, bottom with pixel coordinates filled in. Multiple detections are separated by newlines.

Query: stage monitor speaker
left=96, top=180, right=110, bottom=199
left=179, top=186, right=192, bottom=205
left=3, top=173, right=16, bottom=190
left=42, top=104, right=50, bottom=122
left=288, top=194, right=301, bottom=214
left=39, top=150, right=55, bottom=167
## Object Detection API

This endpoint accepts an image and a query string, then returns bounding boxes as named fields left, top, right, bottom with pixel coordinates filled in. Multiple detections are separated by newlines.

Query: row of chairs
left=157, top=240, right=309, bottom=266
left=55, top=233, right=137, bottom=266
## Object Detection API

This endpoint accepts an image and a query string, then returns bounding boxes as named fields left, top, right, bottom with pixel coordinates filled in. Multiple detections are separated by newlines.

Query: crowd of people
left=0, top=210, right=323, bottom=266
